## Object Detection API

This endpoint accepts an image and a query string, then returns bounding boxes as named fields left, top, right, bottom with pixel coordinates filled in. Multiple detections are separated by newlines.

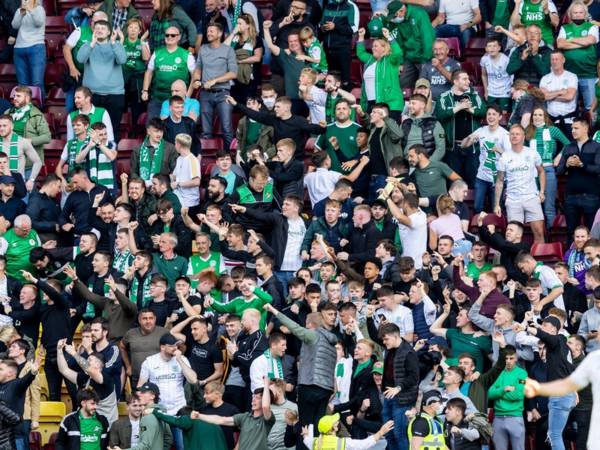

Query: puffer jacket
left=0, top=401, right=20, bottom=450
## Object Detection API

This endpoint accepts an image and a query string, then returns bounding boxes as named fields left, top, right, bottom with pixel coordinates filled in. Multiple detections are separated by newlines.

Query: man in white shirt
left=539, top=50, right=578, bottom=137
left=137, top=333, right=195, bottom=450
left=432, top=0, right=481, bottom=49
left=303, top=151, right=343, bottom=206
left=494, top=124, right=546, bottom=243
left=385, top=192, right=427, bottom=269
left=249, top=332, right=287, bottom=392
left=171, top=133, right=201, bottom=208
left=374, top=285, right=414, bottom=341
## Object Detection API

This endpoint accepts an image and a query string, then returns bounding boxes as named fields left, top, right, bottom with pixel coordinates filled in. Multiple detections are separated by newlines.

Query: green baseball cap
left=387, top=1, right=404, bottom=16
left=367, top=16, right=385, bottom=38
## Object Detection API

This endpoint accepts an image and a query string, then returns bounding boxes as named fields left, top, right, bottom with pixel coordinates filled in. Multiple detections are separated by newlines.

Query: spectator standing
left=356, top=27, right=404, bottom=120
left=25, top=173, right=61, bottom=242
left=147, top=0, right=196, bottom=52
left=420, top=39, right=461, bottom=100
left=494, top=124, right=546, bottom=243
left=557, top=2, right=598, bottom=111
left=319, top=0, right=359, bottom=91
left=481, top=37, right=513, bottom=112
left=488, top=346, right=527, bottom=450
left=435, top=69, right=486, bottom=187
left=171, top=134, right=201, bottom=209
left=387, top=1, right=435, bottom=90
left=386, top=193, right=428, bottom=269
left=109, top=394, right=144, bottom=449
left=142, top=26, right=195, bottom=122
left=130, top=119, right=177, bottom=187
left=432, top=0, right=482, bottom=49
left=159, top=80, right=200, bottom=121
left=578, top=288, right=600, bottom=353
left=122, top=17, right=149, bottom=127
left=511, top=0, right=559, bottom=49
left=11, top=0, right=45, bottom=98
left=539, top=50, right=578, bottom=137
left=401, top=93, right=446, bottom=161
left=507, top=24, right=552, bottom=86
left=101, top=0, right=140, bottom=31
left=0, top=115, right=42, bottom=193
left=190, top=23, right=238, bottom=150
left=556, top=117, right=600, bottom=243
left=163, top=96, right=199, bottom=155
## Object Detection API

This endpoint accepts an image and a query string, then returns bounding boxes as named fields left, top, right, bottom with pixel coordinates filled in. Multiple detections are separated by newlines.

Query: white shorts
left=506, top=196, right=544, bottom=223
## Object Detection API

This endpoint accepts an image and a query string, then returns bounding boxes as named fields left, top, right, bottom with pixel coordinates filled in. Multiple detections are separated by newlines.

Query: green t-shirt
left=445, top=328, right=492, bottom=373
left=187, top=252, right=223, bottom=288
left=315, top=121, right=361, bottom=172
left=151, top=47, right=191, bottom=102
left=561, top=22, right=598, bottom=79
left=520, top=0, right=555, bottom=48
left=232, top=412, right=275, bottom=450
left=413, top=160, right=454, bottom=197
left=492, top=0, right=511, bottom=28
left=211, top=288, right=273, bottom=329
left=3, top=228, right=41, bottom=282
left=465, top=262, right=493, bottom=281
left=79, top=413, right=103, bottom=450
left=123, top=38, right=147, bottom=74
left=276, top=50, right=307, bottom=99
left=152, top=253, right=188, bottom=288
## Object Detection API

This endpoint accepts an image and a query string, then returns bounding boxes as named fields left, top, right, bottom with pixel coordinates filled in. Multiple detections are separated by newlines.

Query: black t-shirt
left=148, top=299, right=178, bottom=327
left=410, top=416, right=431, bottom=437
left=370, top=128, right=387, bottom=176
left=452, top=94, right=473, bottom=141
left=77, top=369, right=114, bottom=400
left=200, top=402, right=240, bottom=450
left=184, top=335, right=223, bottom=381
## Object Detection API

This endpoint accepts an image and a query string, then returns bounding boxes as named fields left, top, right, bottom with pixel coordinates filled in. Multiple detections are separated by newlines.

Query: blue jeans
left=578, top=78, right=597, bottom=111
left=543, top=166, right=557, bottom=229
left=275, top=270, right=295, bottom=296
left=13, top=44, right=46, bottom=99
left=382, top=399, right=410, bottom=450
left=564, top=193, right=600, bottom=245
left=548, top=393, right=577, bottom=450
left=435, top=24, right=475, bottom=49
left=14, top=420, right=30, bottom=450
left=474, top=177, right=494, bottom=213
left=200, top=89, right=234, bottom=150
left=369, top=0, right=390, bottom=12
left=170, top=424, right=184, bottom=450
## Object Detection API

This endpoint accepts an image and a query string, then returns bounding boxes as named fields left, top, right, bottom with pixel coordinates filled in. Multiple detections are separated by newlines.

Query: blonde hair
left=567, top=0, right=589, bottom=20
left=299, top=26, right=314, bottom=41
left=175, top=133, right=192, bottom=148
left=237, top=14, right=257, bottom=47
left=373, top=39, right=391, bottom=58
left=300, top=67, right=318, bottom=84
left=436, top=194, right=456, bottom=215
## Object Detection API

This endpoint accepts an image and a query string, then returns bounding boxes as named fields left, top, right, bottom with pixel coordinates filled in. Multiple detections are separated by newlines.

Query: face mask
left=391, top=17, right=404, bottom=23
left=262, top=97, right=275, bottom=109
left=435, top=405, right=445, bottom=416
left=572, top=19, right=585, bottom=25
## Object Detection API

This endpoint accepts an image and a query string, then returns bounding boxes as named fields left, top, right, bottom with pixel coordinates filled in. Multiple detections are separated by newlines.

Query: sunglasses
left=165, top=33, right=179, bottom=38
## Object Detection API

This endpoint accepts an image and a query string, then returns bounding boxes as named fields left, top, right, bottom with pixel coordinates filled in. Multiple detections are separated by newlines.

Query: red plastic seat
left=44, top=63, right=66, bottom=88
left=201, top=138, right=224, bottom=155
left=117, top=139, right=142, bottom=161
left=45, top=87, right=66, bottom=107
left=45, top=16, right=67, bottom=33
left=43, top=113, right=56, bottom=137
left=0, top=64, right=17, bottom=82
left=470, top=213, right=506, bottom=234
left=29, top=431, right=42, bottom=450
left=465, top=37, right=487, bottom=57
left=461, top=60, right=482, bottom=86
left=440, top=37, right=461, bottom=59
left=43, top=432, right=58, bottom=450
left=531, top=242, right=564, bottom=263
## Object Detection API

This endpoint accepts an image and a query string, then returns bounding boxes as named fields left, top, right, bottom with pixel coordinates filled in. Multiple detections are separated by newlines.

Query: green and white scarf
left=5, top=133, right=20, bottom=172
left=67, top=133, right=91, bottom=173
left=130, top=273, right=152, bottom=307
left=139, top=138, right=164, bottom=182
left=88, top=142, right=115, bottom=189
left=113, top=249, right=134, bottom=274
left=264, top=349, right=284, bottom=380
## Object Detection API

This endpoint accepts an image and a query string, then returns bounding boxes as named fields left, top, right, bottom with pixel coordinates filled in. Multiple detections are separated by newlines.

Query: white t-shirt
left=305, top=85, right=326, bottom=124
left=539, top=70, right=579, bottom=117
left=376, top=304, right=414, bottom=337
left=173, top=153, right=201, bottom=207
left=533, top=263, right=565, bottom=310
left=130, top=419, right=140, bottom=447
left=363, top=63, right=377, bottom=101
left=569, top=351, right=600, bottom=450
left=474, top=125, right=512, bottom=183
left=398, top=209, right=428, bottom=269
left=303, top=168, right=342, bottom=206
left=496, top=147, right=542, bottom=202
left=280, top=217, right=306, bottom=271
left=439, top=0, right=479, bottom=25
left=480, top=53, right=513, bottom=97
left=139, top=353, right=190, bottom=414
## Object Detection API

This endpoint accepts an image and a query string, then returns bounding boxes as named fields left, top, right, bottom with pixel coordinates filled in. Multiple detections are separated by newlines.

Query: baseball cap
left=387, top=1, right=404, bottom=16
left=159, top=333, right=182, bottom=346
left=422, top=389, right=446, bottom=406
left=427, top=336, right=448, bottom=348
left=367, top=17, right=385, bottom=38
left=372, top=365, right=384, bottom=375
left=137, top=382, right=160, bottom=396
left=318, top=413, right=340, bottom=434
left=0, top=175, right=16, bottom=185
left=415, top=78, right=431, bottom=89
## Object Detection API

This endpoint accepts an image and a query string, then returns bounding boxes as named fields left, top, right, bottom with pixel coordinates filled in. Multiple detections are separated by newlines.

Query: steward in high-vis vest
left=229, top=165, right=281, bottom=234
left=301, top=412, right=395, bottom=450
left=408, top=390, right=447, bottom=450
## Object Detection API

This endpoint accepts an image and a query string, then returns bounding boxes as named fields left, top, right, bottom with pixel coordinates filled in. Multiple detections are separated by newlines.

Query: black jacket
left=347, top=220, right=383, bottom=265
left=37, top=280, right=72, bottom=355
left=320, top=0, right=357, bottom=49
left=556, top=139, right=600, bottom=196
left=333, top=358, right=381, bottom=417
left=267, top=158, right=304, bottom=198
left=479, top=226, right=529, bottom=284
left=232, top=329, right=268, bottom=384
left=26, top=190, right=61, bottom=234
left=0, top=197, right=25, bottom=224
left=149, top=215, right=193, bottom=258
left=0, top=371, right=35, bottom=416
left=260, top=275, right=285, bottom=310
left=0, top=401, right=19, bottom=450
left=59, top=186, right=112, bottom=235
left=56, top=410, right=110, bottom=450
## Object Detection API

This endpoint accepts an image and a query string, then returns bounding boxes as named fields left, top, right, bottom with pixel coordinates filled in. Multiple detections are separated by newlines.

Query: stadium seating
left=39, top=402, right=66, bottom=445
left=531, top=242, right=564, bottom=263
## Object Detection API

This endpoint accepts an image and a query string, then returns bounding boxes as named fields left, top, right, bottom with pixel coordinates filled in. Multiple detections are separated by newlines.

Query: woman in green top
left=525, top=106, right=570, bottom=229
left=356, top=26, right=404, bottom=121
left=123, top=18, right=150, bottom=127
